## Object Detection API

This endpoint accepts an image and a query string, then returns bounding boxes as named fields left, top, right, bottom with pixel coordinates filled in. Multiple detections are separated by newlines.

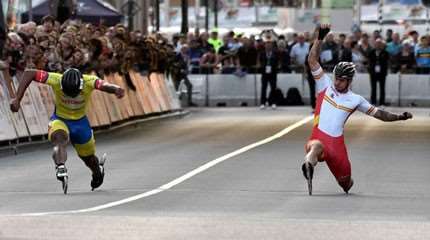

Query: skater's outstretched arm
left=97, top=81, right=125, bottom=99
left=373, top=109, right=413, bottom=122
left=308, top=24, right=330, bottom=72
left=10, top=69, right=37, bottom=112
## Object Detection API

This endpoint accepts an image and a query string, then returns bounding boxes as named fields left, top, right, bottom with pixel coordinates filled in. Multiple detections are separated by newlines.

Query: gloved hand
left=398, top=112, right=413, bottom=120
left=318, top=24, right=331, bottom=40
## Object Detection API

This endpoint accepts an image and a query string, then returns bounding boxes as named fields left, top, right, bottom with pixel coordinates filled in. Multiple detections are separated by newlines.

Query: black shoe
left=302, top=162, right=314, bottom=195
left=91, top=154, right=106, bottom=191
left=301, top=162, right=313, bottom=180
left=342, top=178, right=354, bottom=194
left=188, top=102, right=198, bottom=107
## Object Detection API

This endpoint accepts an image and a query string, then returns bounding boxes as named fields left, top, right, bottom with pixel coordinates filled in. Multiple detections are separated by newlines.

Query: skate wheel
left=62, top=176, right=68, bottom=195
left=100, top=153, right=107, bottom=166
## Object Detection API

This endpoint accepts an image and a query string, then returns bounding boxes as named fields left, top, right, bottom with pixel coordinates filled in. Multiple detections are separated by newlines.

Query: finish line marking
left=18, top=115, right=313, bottom=216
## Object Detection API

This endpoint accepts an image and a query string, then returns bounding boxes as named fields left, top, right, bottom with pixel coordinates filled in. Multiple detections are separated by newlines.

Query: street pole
left=204, top=0, right=209, bottom=31
left=128, top=1, right=134, bottom=30
left=195, top=0, right=200, bottom=30
left=214, top=0, right=218, bottom=28
left=165, top=0, right=170, bottom=27
left=180, top=0, right=188, bottom=34
left=378, top=0, right=384, bottom=34
left=142, top=0, right=149, bottom=35
left=29, top=0, right=33, bottom=21
left=155, top=0, right=160, bottom=31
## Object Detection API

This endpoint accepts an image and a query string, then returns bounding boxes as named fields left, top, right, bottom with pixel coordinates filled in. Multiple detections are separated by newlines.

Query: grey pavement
left=0, top=107, right=429, bottom=239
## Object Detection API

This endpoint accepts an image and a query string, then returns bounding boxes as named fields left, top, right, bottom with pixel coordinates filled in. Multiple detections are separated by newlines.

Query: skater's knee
left=306, top=140, right=324, bottom=156
left=50, top=130, right=69, bottom=146
left=337, top=176, right=354, bottom=193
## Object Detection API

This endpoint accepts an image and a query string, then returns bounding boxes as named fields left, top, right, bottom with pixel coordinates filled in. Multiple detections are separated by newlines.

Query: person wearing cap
left=258, top=36, right=279, bottom=109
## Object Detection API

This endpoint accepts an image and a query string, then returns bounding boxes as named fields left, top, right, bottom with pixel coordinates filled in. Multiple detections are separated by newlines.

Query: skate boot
left=91, top=153, right=106, bottom=191
left=302, top=162, right=314, bottom=195
left=339, top=177, right=354, bottom=194
left=56, top=165, right=68, bottom=194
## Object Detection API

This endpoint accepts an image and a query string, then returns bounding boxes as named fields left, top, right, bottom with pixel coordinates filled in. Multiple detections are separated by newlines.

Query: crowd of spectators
left=1, top=15, right=175, bottom=79
left=170, top=27, right=430, bottom=75
left=2, top=16, right=430, bottom=77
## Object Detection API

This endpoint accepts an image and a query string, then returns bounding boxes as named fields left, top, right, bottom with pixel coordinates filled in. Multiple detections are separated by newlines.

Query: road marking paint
left=18, top=116, right=313, bottom=216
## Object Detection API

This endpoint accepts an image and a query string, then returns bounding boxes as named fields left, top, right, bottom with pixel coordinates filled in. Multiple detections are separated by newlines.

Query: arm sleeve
left=357, top=96, right=378, bottom=116
left=35, top=71, right=62, bottom=87
left=34, top=70, right=49, bottom=84
left=83, top=74, right=103, bottom=90
left=312, top=66, right=330, bottom=93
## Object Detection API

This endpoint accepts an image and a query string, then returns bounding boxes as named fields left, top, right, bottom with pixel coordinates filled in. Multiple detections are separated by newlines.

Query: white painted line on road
left=18, top=115, right=313, bottom=216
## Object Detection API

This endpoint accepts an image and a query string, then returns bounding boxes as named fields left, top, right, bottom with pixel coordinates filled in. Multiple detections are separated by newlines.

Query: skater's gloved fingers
left=403, top=112, right=413, bottom=119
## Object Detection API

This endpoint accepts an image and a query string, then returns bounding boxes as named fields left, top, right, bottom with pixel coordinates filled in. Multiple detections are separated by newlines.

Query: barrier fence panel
left=128, top=71, right=154, bottom=114
left=164, top=76, right=181, bottom=110
left=102, top=74, right=123, bottom=123
left=400, top=75, right=430, bottom=106
left=0, top=83, right=18, bottom=141
left=187, top=72, right=430, bottom=107
left=143, top=75, right=163, bottom=113
left=149, top=73, right=169, bottom=111
left=12, top=75, right=45, bottom=136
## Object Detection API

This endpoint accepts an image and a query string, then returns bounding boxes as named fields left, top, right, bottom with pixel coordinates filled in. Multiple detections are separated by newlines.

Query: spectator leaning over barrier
left=290, top=33, right=309, bottom=73
left=259, top=36, right=279, bottom=110
left=199, top=46, right=218, bottom=74
left=368, top=38, right=389, bottom=106
left=10, top=68, right=125, bottom=194
left=414, top=35, right=430, bottom=74
left=236, top=37, right=258, bottom=73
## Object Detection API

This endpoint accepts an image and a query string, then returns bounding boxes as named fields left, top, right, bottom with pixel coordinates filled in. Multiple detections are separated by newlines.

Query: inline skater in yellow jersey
left=10, top=68, right=125, bottom=194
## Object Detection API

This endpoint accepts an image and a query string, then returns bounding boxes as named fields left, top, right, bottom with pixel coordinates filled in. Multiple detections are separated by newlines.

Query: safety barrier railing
left=180, top=68, right=430, bottom=108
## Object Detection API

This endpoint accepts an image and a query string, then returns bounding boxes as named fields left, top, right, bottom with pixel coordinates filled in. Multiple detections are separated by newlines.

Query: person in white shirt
left=290, top=34, right=310, bottom=72
left=303, top=24, right=413, bottom=195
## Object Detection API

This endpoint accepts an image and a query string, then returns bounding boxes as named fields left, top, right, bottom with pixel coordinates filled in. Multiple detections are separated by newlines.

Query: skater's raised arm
left=308, top=24, right=330, bottom=71
left=10, top=69, right=38, bottom=112
left=96, top=80, right=125, bottom=99
left=373, top=109, right=413, bottom=122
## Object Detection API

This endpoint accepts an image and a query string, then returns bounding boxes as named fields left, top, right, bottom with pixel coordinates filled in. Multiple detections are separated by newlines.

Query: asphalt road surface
left=0, top=107, right=429, bottom=240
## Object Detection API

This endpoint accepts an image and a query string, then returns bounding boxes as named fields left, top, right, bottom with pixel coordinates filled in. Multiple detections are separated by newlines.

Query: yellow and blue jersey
left=34, top=70, right=103, bottom=120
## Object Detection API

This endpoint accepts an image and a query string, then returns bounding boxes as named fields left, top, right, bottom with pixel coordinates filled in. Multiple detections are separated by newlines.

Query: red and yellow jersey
left=34, top=70, right=103, bottom=120
left=311, top=67, right=378, bottom=137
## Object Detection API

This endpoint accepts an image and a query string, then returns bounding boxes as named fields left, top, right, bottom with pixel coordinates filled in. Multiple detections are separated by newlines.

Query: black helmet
left=333, top=62, right=356, bottom=81
left=61, top=68, right=83, bottom=98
